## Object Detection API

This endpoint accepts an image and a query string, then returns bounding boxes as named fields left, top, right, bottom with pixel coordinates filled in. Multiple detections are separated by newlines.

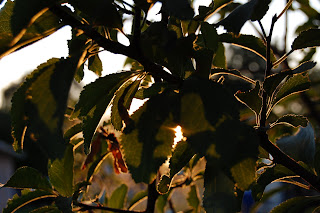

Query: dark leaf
left=200, top=22, right=219, bottom=51
left=11, top=58, right=76, bottom=159
left=219, top=33, right=276, bottom=62
left=48, top=145, right=74, bottom=197
left=1, top=167, right=52, bottom=191
left=134, top=82, right=171, bottom=99
left=128, top=190, right=148, bottom=209
left=250, top=0, right=272, bottom=21
left=55, top=196, right=72, bottom=213
left=157, top=175, right=171, bottom=194
left=276, top=124, right=315, bottom=165
left=73, top=71, right=136, bottom=153
left=270, top=196, right=320, bottom=213
left=291, top=61, right=316, bottom=74
left=29, top=205, right=61, bottom=213
left=263, top=71, right=290, bottom=97
left=271, top=114, right=308, bottom=128
left=86, top=152, right=109, bottom=182
left=64, top=123, right=82, bottom=141
left=211, top=68, right=255, bottom=84
left=235, top=81, right=262, bottom=118
left=3, top=190, right=56, bottom=213
left=292, top=29, right=320, bottom=50
left=212, top=43, right=226, bottom=69
left=230, top=158, right=257, bottom=191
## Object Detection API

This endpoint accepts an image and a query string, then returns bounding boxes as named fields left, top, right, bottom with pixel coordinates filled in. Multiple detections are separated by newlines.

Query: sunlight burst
left=173, top=126, right=186, bottom=148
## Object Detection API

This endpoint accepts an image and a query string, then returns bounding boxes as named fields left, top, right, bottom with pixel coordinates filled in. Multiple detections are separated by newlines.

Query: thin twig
left=145, top=179, right=159, bottom=213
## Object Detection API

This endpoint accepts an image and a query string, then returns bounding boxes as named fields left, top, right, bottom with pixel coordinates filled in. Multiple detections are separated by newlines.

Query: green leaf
left=111, top=78, right=142, bottom=130
left=219, top=33, right=276, bottom=62
left=292, top=29, right=320, bottom=50
left=235, top=81, right=262, bottom=118
left=88, top=54, right=103, bottom=76
left=70, top=0, right=122, bottom=28
left=73, top=71, right=136, bottom=153
left=0, top=1, right=64, bottom=58
left=155, top=192, right=171, bottom=213
left=11, top=58, right=76, bottom=159
left=271, top=114, right=308, bottom=128
left=48, top=145, right=74, bottom=197
left=230, top=158, right=257, bottom=191
left=273, top=73, right=311, bottom=106
left=134, top=82, right=171, bottom=99
left=121, top=91, right=178, bottom=183
left=1, top=167, right=52, bottom=191
left=276, top=124, right=315, bottom=165
left=162, top=0, right=194, bottom=20
left=270, top=196, right=320, bottom=213
left=3, top=190, right=56, bottom=213
left=212, top=42, right=226, bottom=69
left=187, top=185, right=200, bottom=211
left=107, top=184, right=128, bottom=209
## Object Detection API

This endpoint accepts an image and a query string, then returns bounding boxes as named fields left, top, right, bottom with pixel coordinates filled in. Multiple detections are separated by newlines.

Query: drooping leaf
left=107, top=184, right=128, bottom=209
left=235, top=81, right=262, bottom=118
left=3, top=190, right=56, bottom=213
left=271, top=114, right=308, bottom=128
left=0, top=1, right=64, bottom=58
left=48, top=145, right=74, bottom=197
left=270, top=196, right=320, bottom=213
left=1, top=167, right=52, bottom=191
left=88, top=54, right=103, bottom=76
left=292, top=29, right=320, bottom=50
left=187, top=185, right=200, bottom=212
left=219, top=33, right=276, bottom=62
left=11, top=58, right=76, bottom=159
left=73, top=71, right=136, bottom=153
left=111, top=78, right=142, bottom=130
left=276, top=124, right=315, bottom=165
left=273, top=73, right=311, bottom=106
left=121, top=91, right=178, bottom=183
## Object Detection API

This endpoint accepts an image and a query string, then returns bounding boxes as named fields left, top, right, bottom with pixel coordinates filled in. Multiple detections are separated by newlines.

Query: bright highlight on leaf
left=173, top=125, right=186, bottom=148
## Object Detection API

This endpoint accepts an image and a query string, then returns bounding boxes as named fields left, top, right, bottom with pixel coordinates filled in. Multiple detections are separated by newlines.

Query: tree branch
left=145, top=179, right=159, bottom=213
left=50, top=4, right=182, bottom=84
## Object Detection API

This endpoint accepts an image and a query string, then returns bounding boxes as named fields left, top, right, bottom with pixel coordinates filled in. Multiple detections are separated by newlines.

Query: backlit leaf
left=3, top=190, right=56, bottom=213
left=230, top=158, right=257, bottom=191
left=292, top=29, right=320, bottom=50
left=86, top=152, right=109, bottom=182
left=187, top=185, right=200, bottom=211
left=219, top=33, right=276, bottom=62
left=273, top=73, right=310, bottom=106
left=263, top=71, right=290, bottom=97
left=121, top=91, right=178, bottom=183
left=271, top=114, right=308, bottom=128
left=88, top=54, right=103, bottom=76
left=291, top=61, right=316, bottom=74
left=73, top=71, right=136, bottom=153
left=235, top=81, right=262, bottom=118
left=212, top=43, right=226, bottom=69
left=270, top=196, right=320, bottom=213
left=157, top=175, right=171, bottom=194
left=200, top=22, right=218, bottom=52
left=11, top=58, right=76, bottom=159
left=211, top=68, right=255, bottom=84
left=1, top=167, right=52, bottom=191
left=48, top=145, right=74, bottom=197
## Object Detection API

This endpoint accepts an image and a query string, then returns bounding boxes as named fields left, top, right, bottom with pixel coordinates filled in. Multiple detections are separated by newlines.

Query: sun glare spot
left=173, top=126, right=186, bottom=148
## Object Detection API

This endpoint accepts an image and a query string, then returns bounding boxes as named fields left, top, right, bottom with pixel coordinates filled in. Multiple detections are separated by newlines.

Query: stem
left=76, top=202, right=142, bottom=213
left=50, top=5, right=182, bottom=84
left=145, top=179, right=159, bottom=213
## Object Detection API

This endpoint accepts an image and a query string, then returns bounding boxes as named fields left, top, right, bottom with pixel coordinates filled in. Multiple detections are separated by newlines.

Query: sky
left=0, top=0, right=319, bottom=106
